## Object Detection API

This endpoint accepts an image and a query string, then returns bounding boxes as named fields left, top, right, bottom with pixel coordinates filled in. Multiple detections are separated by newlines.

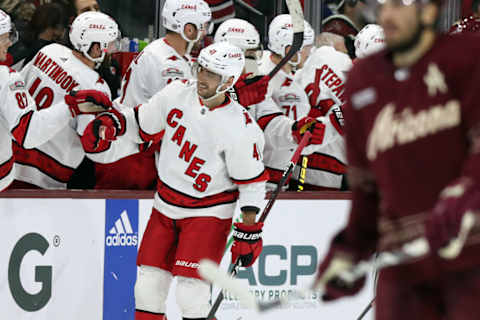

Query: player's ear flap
left=221, top=76, right=235, bottom=91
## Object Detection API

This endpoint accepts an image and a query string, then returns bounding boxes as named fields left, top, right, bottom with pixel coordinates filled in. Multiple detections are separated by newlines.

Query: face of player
left=185, top=22, right=209, bottom=42
left=75, top=0, right=100, bottom=15
left=378, top=1, right=423, bottom=51
left=0, top=33, right=12, bottom=62
left=298, top=44, right=313, bottom=69
left=285, top=45, right=300, bottom=64
left=196, top=65, right=223, bottom=99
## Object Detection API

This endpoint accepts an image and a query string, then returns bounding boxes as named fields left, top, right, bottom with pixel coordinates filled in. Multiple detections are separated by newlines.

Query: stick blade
left=285, top=0, right=304, bottom=33
left=199, top=259, right=257, bottom=310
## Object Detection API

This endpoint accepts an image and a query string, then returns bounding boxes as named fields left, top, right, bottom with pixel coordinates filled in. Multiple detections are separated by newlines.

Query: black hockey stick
left=356, top=297, right=375, bottom=320
left=206, top=131, right=312, bottom=319
left=267, top=0, right=304, bottom=79
left=201, top=236, right=430, bottom=313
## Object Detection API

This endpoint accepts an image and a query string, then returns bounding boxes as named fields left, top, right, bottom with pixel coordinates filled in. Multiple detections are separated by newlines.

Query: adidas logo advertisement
left=105, top=210, right=138, bottom=247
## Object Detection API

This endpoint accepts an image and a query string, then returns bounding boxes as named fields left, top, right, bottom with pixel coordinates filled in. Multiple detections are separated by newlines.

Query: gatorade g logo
left=8, top=233, right=52, bottom=311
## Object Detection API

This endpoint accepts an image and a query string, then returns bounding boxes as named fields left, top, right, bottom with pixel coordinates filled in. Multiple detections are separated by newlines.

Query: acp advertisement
left=0, top=197, right=374, bottom=320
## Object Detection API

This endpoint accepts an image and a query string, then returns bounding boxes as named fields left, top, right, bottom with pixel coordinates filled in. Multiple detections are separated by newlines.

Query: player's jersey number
left=28, top=77, right=54, bottom=110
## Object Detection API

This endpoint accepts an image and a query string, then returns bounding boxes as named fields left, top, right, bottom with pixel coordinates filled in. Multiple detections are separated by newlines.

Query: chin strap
left=83, top=50, right=105, bottom=69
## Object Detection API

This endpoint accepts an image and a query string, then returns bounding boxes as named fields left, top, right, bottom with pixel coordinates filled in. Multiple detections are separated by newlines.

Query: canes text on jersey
left=167, top=108, right=211, bottom=192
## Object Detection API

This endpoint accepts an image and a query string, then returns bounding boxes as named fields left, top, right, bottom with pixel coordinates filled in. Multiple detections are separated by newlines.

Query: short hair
left=25, top=3, right=67, bottom=42
left=316, top=32, right=344, bottom=47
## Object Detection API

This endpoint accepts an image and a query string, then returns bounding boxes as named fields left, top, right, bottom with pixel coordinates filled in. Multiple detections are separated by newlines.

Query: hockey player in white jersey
left=259, top=14, right=313, bottom=121
left=83, top=42, right=271, bottom=320
left=119, top=0, right=212, bottom=107
left=13, top=11, right=118, bottom=189
left=214, top=18, right=326, bottom=186
left=292, top=32, right=354, bottom=190
left=95, top=0, right=212, bottom=190
left=0, top=9, right=112, bottom=191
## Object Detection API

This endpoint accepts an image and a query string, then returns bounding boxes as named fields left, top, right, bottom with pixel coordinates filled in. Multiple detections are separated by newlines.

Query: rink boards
left=0, top=195, right=374, bottom=320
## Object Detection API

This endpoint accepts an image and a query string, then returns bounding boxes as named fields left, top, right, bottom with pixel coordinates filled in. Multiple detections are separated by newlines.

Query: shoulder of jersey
left=314, top=46, right=351, bottom=64
left=442, top=33, right=480, bottom=54
left=39, top=42, right=71, bottom=57
left=0, top=65, right=19, bottom=87
left=142, top=38, right=184, bottom=64
left=220, top=99, right=262, bottom=136
left=160, top=78, right=194, bottom=97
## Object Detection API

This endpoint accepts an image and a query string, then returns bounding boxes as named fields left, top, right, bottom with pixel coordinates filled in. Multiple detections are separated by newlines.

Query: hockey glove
left=425, top=177, right=479, bottom=259
left=65, top=90, right=112, bottom=117
left=233, top=74, right=270, bottom=107
left=231, top=222, right=264, bottom=267
left=81, top=108, right=126, bottom=153
left=314, top=231, right=366, bottom=302
left=292, top=116, right=326, bottom=145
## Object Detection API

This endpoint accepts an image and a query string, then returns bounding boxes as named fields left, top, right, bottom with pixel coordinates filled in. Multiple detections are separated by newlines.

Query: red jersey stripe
left=0, top=157, right=14, bottom=180
left=307, top=153, right=346, bottom=175
left=11, top=110, right=33, bottom=147
left=13, top=143, right=75, bottom=183
left=156, top=179, right=239, bottom=208
left=257, top=112, right=283, bottom=131
left=231, top=170, right=269, bottom=185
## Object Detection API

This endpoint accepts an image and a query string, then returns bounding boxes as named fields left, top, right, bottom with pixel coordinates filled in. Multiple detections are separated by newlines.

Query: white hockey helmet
left=69, top=11, right=119, bottom=66
left=303, top=20, right=315, bottom=46
left=0, top=9, right=18, bottom=44
left=268, top=14, right=303, bottom=66
left=162, top=0, right=212, bottom=43
left=354, top=24, right=386, bottom=59
left=197, top=42, right=245, bottom=96
left=214, top=18, right=260, bottom=51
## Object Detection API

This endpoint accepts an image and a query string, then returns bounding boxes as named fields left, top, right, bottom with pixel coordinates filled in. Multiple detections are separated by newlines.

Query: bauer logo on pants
left=103, top=199, right=139, bottom=320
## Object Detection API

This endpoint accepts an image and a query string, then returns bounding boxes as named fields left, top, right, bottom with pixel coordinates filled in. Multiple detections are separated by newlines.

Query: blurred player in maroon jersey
left=314, top=0, right=480, bottom=319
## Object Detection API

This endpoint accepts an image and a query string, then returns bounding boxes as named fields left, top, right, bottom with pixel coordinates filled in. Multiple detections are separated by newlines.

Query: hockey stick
left=297, top=155, right=308, bottom=191
left=234, top=0, right=264, bottom=16
left=267, top=0, right=304, bottom=79
left=206, top=131, right=312, bottom=319
left=200, top=212, right=476, bottom=313
left=356, top=297, right=375, bottom=320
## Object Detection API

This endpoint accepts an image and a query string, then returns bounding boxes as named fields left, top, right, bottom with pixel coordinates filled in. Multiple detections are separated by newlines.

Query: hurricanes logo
left=105, top=211, right=138, bottom=247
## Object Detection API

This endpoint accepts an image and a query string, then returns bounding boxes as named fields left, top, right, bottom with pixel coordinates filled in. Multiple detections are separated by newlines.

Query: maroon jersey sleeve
left=444, top=34, right=480, bottom=181
left=341, top=61, right=379, bottom=256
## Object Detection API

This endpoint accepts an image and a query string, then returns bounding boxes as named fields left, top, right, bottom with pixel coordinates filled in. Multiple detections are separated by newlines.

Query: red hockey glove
left=425, top=177, right=480, bottom=259
left=233, top=74, right=270, bottom=107
left=231, top=222, right=264, bottom=267
left=81, top=108, right=126, bottom=153
left=314, top=231, right=366, bottom=302
left=292, top=116, right=326, bottom=145
left=65, top=90, right=112, bottom=117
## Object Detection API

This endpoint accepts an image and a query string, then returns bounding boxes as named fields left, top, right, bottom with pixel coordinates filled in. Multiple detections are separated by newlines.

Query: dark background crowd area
left=0, top=0, right=475, bottom=191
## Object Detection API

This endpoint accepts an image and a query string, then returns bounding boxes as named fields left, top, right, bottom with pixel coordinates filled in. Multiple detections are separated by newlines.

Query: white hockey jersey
left=0, top=66, right=81, bottom=191
left=17, top=43, right=111, bottom=189
left=257, top=54, right=311, bottom=184
left=103, top=80, right=267, bottom=219
left=291, top=46, right=351, bottom=189
left=295, top=46, right=352, bottom=110
left=118, top=38, right=193, bottom=107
